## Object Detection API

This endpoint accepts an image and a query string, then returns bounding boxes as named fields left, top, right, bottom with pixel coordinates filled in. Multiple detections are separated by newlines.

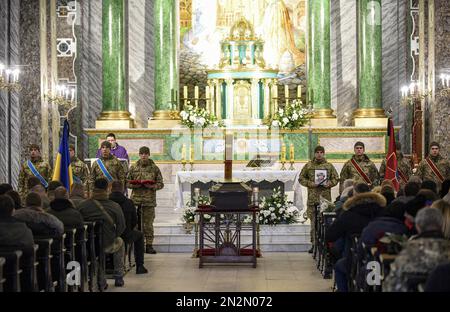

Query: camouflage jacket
left=127, top=159, right=164, bottom=206
left=415, top=155, right=450, bottom=187
left=71, top=156, right=90, bottom=192
left=383, top=237, right=450, bottom=292
left=89, top=154, right=126, bottom=191
left=340, top=154, right=380, bottom=193
left=299, top=158, right=339, bottom=207
left=18, top=157, right=52, bottom=200
left=379, top=153, right=412, bottom=185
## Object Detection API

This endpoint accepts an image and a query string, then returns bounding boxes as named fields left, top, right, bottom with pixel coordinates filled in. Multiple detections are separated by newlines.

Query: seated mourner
left=109, top=181, right=148, bottom=274
left=78, top=178, right=126, bottom=287
left=14, top=192, right=64, bottom=237
left=384, top=208, right=450, bottom=292
left=0, top=194, right=34, bottom=249
left=48, top=186, right=84, bottom=230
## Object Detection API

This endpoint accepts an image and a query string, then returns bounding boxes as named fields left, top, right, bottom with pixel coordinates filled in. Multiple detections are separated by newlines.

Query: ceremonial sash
left=96, top=159, right=113, bottom=182
left=350, top=158, right=372, bottom=184
left=397, top=168, right=408, bottom=184
left=425, top=158, right=445, bottom=183
left=73, top=175, right=82, bottom=184
left=27, top=160, right=48, bottom=188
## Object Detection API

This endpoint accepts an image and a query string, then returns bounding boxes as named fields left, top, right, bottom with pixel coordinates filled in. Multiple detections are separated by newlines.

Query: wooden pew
left=84, top=221, right=99, bottom=292
left=0, top=257, right=5, bottom=292
left=0, top=250, right=22, bottom=292
left=64, top=229, right=77, bottom=292
left=94, top=221, right=106, bottom=291
left=74, top=225, right=89, bottom=292
left=34, top=238, right=54, bottom=292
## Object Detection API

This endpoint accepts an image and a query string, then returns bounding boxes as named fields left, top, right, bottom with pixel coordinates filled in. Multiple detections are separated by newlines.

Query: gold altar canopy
left=206, top=17, right=279, bottom=126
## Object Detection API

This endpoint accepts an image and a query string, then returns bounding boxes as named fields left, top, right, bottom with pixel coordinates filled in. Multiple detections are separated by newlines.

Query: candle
left=281, top=143, right=286, bottom=162
left=12, top=69, right=19, bottom=83
left=285, top=85, right=289, bottom=100
left=183, top=86, right=188, bottom=99
left=252, top=187, right=259, bottom=206
left=194, top=86, right=199, bottom=99
left=181, top=144, right=186, bottom=162
left=5, top=69, right=11, bottom=83
left=71, top=88, right=75, bottom=102
left=190, top=145, right=194, bottom=163
left=65, top=87, right=69, bottom=99
left=0, top=63, right=4, bottom=76
left=290, top=143, right=294, bottom=161
left=205, top=86, right=210, bottom=100
left=297, top=85, right=301, bottom=98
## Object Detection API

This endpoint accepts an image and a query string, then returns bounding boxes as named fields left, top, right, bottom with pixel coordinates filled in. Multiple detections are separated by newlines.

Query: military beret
left=354, top=141, right=365, bottom=149
left=429, top=141, right=440, bottom=149
left=314, top=145, right=325, bottom=153
left=139, top=146, right=150, bottom=154
left=100, top=141, right=111, bottom=149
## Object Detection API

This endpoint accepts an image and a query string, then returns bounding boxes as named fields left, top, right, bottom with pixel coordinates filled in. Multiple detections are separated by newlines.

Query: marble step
left=152, top=223, right=311, bottom=252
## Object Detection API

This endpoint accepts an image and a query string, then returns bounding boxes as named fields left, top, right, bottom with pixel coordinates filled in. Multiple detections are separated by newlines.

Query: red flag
left=385, top=118, right=400, bottom=191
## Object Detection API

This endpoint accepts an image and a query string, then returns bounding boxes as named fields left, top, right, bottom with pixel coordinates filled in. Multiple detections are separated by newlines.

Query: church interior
left=0, top=0, right=449, bottom=296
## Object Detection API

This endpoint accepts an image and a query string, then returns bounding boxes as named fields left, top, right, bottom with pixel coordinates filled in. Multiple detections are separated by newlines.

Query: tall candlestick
left=290, top=144, right=294, bottom=161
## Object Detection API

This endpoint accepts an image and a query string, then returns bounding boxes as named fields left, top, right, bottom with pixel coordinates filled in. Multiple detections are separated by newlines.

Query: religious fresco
left=179, top=0, right=306, bottom=89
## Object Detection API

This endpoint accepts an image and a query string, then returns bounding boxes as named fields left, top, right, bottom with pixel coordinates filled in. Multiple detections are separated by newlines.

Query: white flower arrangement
left=257, top=187, right=300, bottom=225
left=180, top=104, right=224, bottom=130
left=268, top=100, right=312, bottom=130
left=181, top=195, right=213, bottom=223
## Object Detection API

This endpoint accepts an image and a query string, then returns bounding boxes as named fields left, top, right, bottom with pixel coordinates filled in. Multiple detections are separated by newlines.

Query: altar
left=174, top=170, right=304, bottom=213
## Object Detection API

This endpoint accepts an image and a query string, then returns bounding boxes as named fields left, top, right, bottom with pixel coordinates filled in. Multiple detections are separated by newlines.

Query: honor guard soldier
left=299, top=146, right=339, bottom=252
left=379, top=141, right=412, bottom=186
left=89, top=141, right=126, bottom=191
left=340, top=141, right=380, bottom=193
left=69, top=144, right=90, bottom=194
left=415, top=142, right=450, bottom=191
left=18, top=144, right=52, bottom=201
left=127, top=146, right=164, bottom=254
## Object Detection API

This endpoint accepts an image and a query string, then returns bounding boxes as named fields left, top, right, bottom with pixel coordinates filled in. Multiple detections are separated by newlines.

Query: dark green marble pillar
left=307, top=0, right=334, bottom=118
left=355, top=0, right=385, bottom=118
left=153, top=0, right=179, bottom=120
left=97, top=0, right=132, bottom=127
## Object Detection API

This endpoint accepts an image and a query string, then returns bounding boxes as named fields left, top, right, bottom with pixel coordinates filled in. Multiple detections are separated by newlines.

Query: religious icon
left=314, top=169, right=328, bottom=186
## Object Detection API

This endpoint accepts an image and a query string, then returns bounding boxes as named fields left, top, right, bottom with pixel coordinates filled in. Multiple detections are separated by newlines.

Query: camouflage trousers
left=306, top=204, right=316, bottom=244
left=142, top=205, right=155, bottom=246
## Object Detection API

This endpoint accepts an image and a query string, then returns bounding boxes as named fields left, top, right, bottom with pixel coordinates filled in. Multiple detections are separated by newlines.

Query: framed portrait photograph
left=314, top=169, right=328, bottom=186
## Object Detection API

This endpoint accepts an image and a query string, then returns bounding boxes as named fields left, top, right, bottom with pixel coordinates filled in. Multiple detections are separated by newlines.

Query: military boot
left=146, top=245, right=157, bottom=254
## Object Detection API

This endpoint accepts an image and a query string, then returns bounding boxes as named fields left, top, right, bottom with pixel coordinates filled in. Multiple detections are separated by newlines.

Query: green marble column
left=153, top=0, right=179, bottom=120
left=97, top=0, right=132, bottom=127
left=307, top=0, right=334, bottom=118
left=355, top=0, right=385, bottom=118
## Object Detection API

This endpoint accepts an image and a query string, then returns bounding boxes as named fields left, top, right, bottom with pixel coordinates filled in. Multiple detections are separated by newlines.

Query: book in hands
left=128, top=180, right=156, bottom=186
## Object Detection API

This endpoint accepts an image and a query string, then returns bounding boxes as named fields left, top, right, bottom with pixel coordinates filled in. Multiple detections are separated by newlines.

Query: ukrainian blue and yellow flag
left=52, top=120, right=73, bottom=190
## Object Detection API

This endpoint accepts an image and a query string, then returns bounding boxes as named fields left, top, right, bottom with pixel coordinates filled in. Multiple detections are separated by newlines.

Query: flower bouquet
left=180, top=104, right=224, bottom=130
left=181, top=195, right=214, bottom=224
left=256, top=187, right=300, bottom=225
left=268, top=100, right=312, bottom=130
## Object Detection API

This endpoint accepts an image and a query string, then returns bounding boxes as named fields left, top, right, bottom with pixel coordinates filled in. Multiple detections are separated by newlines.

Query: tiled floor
left=107, top=252, right=333, bottom=292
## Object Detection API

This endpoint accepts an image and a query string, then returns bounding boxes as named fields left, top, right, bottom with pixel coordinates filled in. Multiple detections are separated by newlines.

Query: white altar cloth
left=174, top=170, right=304, bottom=212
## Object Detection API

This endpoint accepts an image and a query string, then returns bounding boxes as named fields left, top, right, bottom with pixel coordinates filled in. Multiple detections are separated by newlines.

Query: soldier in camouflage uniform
left=89, top=141, right=126, bottom=192
left=415, top=142, right=450, bottom=191
left=384, top=208, right=450, bottom=292
left=299, top=146, right=339, bottom=251
left=340, top=141, right=379, bottom=193
left=126, top=146, right=164, bottom=254
left=18, top=144, right=52, bottom=202
left=69, top=144, right=90, bottom=195
left=379, top=142, right=412, bottom=187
